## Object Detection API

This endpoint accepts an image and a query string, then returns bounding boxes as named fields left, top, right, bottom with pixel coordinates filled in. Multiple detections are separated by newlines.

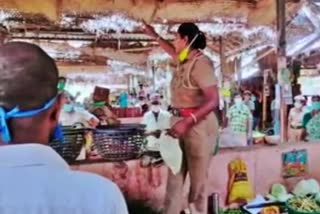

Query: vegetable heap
left=220, top=208, right=243, bottom=214
left=287, top=197, right=320, bottom=213
left=266, top=183, right=293, bottom=202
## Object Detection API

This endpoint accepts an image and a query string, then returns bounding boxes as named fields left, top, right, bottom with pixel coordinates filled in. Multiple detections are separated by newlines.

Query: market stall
left=71, top=142, right=320, bottom=211
left=2, top=0, right=320, bottom=213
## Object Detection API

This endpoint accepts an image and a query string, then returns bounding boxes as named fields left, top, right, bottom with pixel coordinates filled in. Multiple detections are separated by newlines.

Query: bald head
left=0, top=42, right=58, bottom=110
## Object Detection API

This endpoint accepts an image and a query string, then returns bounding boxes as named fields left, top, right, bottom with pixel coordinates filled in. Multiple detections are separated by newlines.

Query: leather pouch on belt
left=228, top=159, right=254, bottom=204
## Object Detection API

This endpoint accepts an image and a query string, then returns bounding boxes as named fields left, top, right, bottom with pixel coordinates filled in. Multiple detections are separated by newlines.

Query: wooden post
left=262, top=69, right=271, bottom=130
left=236, top=57, right=242, bottom=90
left=277, top=0, right=288, bottom=142
left=219, top=36, right=228, bottom=126
left=127, top=74, right=131, bottom=93
left=151, top=63, right=156, bottom=91
left=0, top=26, right=7, bottom=45
left=219, top=36, right=226, bottom=81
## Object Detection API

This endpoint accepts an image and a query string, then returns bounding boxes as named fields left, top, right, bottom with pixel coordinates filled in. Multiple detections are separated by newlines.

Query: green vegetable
left=267, top=183, right=293, bottom=202
left=288, top=196, right=320, bottom=212
left=315, top=193, right=320, bottom=204
left=272, top=184, right=288, bottom=198
left=220, top=208, right=243, bottom=214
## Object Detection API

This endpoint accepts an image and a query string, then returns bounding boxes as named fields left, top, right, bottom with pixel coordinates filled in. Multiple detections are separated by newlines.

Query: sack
left=228, top=159, right=254, bottom=204
left=219, top=128, right=248, bottom=148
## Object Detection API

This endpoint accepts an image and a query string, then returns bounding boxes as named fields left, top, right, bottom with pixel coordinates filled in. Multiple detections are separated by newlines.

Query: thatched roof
left=0, top=0, right=301, bottom=25
left=0, top=0, right=311, bottom=68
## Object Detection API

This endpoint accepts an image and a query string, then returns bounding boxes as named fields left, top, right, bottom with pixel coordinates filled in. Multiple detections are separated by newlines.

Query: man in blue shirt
left=0, top=42, right=128, bottom=214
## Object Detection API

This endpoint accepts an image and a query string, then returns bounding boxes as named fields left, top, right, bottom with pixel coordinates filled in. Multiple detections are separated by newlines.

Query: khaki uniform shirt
left=170, top=53, right=218, bottom=108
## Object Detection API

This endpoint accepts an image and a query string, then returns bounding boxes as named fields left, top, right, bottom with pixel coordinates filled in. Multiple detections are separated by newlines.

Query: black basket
left=93, top=124, right=146, bottom=161
left=50, top=125, right=87, bottom=163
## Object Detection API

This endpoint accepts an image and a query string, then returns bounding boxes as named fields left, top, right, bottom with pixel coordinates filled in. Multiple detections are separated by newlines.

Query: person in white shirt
left=0, top=42, right=128, bottom=214
left=60, top=106, right=99, bottom=127
left=59, top=95, right=99, bottom=128
left=288, top=95, right=306, bottom=142
left=142, top=94, right=171, bottom=151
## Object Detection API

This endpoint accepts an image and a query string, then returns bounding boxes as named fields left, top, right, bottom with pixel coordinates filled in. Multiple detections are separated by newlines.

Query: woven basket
left=93, top=124, right=146, bottom=161
left=50, top=125, right=87, bottom=163
left=286, top=198, right=320, bottom=214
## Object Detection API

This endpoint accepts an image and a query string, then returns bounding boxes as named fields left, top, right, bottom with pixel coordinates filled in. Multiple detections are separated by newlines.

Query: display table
left=71, top=142, right=320, bottom=210
left=112, top=107, right=142, bottom=118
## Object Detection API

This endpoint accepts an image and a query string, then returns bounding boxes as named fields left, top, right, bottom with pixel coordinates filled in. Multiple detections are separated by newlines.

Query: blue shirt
left=0, top=144, right=128, bottom=214
left=119, top=92, right=128, bottom=108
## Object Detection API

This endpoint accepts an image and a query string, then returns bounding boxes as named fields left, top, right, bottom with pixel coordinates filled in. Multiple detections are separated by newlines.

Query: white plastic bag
left=159, top=133, right=183, bottom=175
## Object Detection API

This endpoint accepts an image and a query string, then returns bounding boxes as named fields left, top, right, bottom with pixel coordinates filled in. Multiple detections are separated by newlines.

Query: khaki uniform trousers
left=164, top=112, right=218, bottom=214
left=288, top=127, right=303, bottom=142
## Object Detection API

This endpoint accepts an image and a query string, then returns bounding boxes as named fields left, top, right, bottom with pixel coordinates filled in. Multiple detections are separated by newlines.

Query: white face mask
left=234, top=97, right=243, bottom=105
left=294, top=102, right=302, bottom=109
left=151, top=105, right=161, bottom=113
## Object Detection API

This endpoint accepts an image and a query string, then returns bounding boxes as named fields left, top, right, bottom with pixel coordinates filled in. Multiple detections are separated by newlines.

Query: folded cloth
left=159, top=133, right=182, bottom=175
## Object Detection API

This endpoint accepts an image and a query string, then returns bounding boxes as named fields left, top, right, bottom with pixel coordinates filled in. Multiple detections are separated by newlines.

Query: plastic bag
left=159, top=133, right=182, bottom=175
left=228, top=159, right=254, bottom=204
left=293, top=179, right=320, bottom=197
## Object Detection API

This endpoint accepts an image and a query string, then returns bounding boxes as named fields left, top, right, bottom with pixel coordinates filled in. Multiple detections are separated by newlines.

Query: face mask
left=251, top=96, right=256, bottom=102
left=0, top=96, right=57, bottom=143
left=63, top=104, right=74, bottom=113
left=234, top=98, right=242, bottom=105
left=151, top=105, right=161, bottom=113
left=294, top=102, right=302, bottom=109
left=57, top=82, right=66, bottom=91
left=74, top=106, right=84, bottom=111
left=51, top=124, right=64, bottom=142
left=312, top=101, right=320, bottom=111
left=178, top=34, right=199, bottom=62
left=244, top=96, right=251, bottom=101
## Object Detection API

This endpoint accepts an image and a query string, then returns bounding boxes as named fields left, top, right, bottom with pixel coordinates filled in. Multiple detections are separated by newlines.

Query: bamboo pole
left=277, top=0, right=288, bottom=142
left=151, top=63, right=156, bottom=91
left=219, top=36, right=228, bottom=126
left=0, top=27, right=8, bottom=45
left=262, top=69, right=271, bottom=130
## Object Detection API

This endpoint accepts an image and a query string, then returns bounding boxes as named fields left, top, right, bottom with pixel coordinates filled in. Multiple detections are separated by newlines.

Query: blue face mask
left=0, top=96, right=63, bottom=143
left=312, top=101, right=320, bottom=111
left=51, top=124, right=64, bottom=142
left=63, top=104, right=74, bottom=112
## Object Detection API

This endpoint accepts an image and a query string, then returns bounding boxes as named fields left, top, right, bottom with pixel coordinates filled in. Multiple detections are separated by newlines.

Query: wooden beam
left=238, top=47, right=275, bottom=72
left=0, top=27, right=8, bottom=44
left=57, top=65, right=108, bottom=75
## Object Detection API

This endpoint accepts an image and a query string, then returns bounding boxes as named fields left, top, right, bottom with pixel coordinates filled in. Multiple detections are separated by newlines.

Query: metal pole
left=151, top=62, right=156, bottom=92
